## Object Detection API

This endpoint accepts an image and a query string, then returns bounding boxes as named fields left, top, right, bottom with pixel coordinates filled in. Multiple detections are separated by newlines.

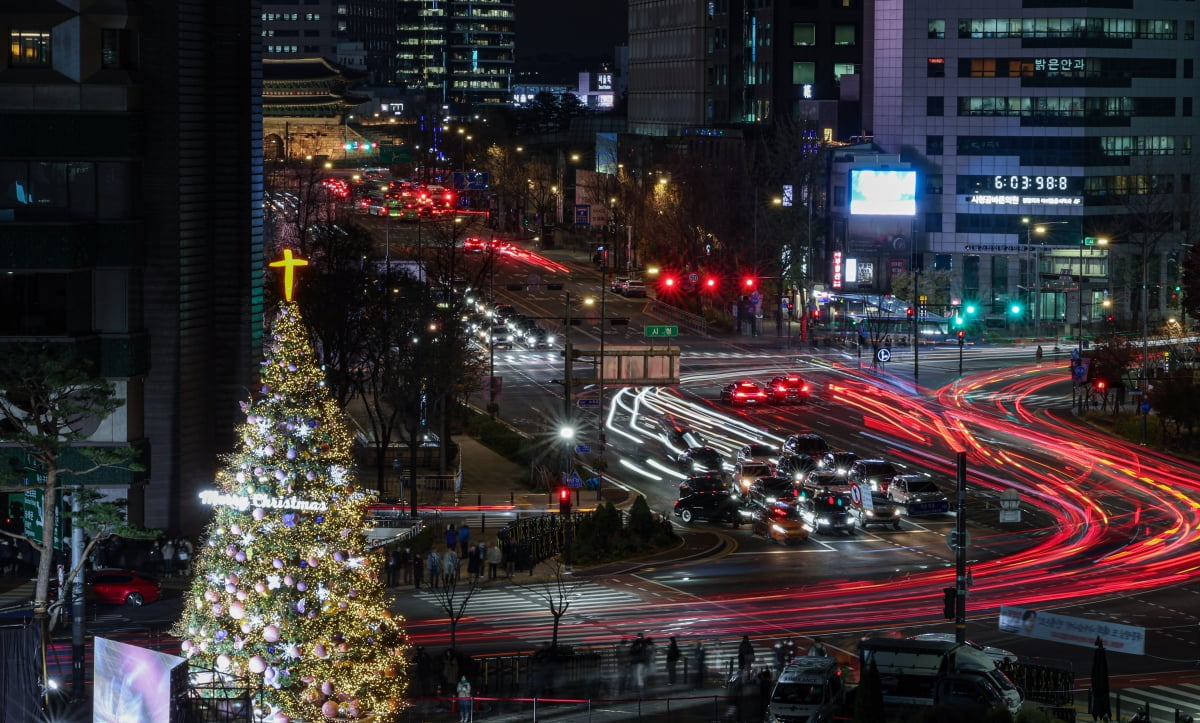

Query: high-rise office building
left=397, top=0, right=516, bottom=110
left=628, top=0, right=863, bottom=137
left=866, top=0, right=1197, bottom=326
left=0, top=1, right=264, bottom=534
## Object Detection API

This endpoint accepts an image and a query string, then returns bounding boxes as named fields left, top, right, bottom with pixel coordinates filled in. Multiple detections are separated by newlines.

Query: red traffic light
left=559, top=487, right=570, bottom=502
left=703, top=275, right=718, bottom=291
left=906, top=307, right=914, bottom=317
left=662, top=276, right=677, bottom=289
left=742, top=276, right=757, bottom=290
left=956, top=330, right=965, bottom=339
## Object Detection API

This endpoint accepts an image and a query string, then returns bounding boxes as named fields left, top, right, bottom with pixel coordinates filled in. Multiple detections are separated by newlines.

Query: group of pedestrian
left=399, top=524, right=511, bottom=591
left=153, top=536, right=193, bottom=578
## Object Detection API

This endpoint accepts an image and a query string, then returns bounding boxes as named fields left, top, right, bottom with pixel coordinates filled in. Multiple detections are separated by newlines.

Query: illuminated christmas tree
left=173, top=258, right=409, bottom=722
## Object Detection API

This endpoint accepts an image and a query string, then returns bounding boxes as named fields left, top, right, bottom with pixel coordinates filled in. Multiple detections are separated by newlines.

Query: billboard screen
left=850, top=169, right=917, bottom=216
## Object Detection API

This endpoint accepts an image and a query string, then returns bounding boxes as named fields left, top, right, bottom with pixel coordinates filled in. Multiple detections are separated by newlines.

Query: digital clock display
left=957, top=175, right=1082, bottom=196
left=992, top=175, right=1072, bottom=192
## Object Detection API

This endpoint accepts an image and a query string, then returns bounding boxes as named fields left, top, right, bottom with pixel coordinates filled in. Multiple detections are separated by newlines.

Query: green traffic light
left=1010, top=304, right=1022, bottom=315
left=953, top=316, right=963, bottom=327
left=965, top=304, right=977, bottom=315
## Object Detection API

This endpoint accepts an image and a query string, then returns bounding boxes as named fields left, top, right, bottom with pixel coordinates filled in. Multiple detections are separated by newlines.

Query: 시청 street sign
left=644, top=325, right=679, bottom=338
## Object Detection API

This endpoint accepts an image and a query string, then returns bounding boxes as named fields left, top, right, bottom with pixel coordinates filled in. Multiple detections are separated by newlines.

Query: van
left=766, top=657, right=845, bottom=723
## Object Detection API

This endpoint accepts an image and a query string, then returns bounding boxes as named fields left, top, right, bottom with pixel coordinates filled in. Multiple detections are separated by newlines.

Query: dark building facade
left=396, top=0, right=516, bottom=110
left=0, top=1, right=265, bottom=535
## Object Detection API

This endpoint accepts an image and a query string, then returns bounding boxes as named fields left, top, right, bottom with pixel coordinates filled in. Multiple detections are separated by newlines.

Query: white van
left=766, top=657, right=845, bottom=722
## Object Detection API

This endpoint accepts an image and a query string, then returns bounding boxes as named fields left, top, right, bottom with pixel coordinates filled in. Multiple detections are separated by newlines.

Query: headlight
left=771, top=524, right=786, bottom=534
left=546, top=335, right=556, bottom=344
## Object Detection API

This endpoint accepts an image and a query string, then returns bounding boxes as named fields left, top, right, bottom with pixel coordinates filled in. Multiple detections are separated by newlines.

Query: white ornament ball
left=248, top=655, right=267, bottom=674
left=262, top=624, right=280, bottom=643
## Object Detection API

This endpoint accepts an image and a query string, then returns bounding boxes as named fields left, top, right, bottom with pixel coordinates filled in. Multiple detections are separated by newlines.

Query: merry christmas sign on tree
left=173, top=284, right=409, bottom=721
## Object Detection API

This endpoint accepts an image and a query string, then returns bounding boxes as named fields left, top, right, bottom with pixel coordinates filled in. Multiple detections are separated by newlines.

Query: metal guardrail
left=647, top=299, right=708, bottom=336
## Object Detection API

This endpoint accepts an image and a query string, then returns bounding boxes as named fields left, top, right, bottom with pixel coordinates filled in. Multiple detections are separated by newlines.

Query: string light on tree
left=172, top=250, right=409, bottom=721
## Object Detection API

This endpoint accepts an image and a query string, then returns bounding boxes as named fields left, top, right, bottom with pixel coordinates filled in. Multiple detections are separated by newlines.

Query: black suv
left=781, top=433, right=830, bottom=460
left=776, top=454, right=817, bottom=482
left=797, top=490, right=858, bottom=535
left=675, top=478, right=740, bottom=525
left=847, top=459, right=900, bottom=493
left=746, top=477, right=801, bottom=513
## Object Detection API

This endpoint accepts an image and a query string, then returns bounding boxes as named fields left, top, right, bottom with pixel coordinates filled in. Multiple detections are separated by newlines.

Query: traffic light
left=942, top=587, right=956, bottom=619
left=1009, top=303, right=1022, bottom=316
left=558, top=487, right=572, bottom=515
left=661, top=275, right=678, bottom=292
left=964, top=304, right=977, bottom=316
left=742, top=276, right=758, bottom=292
left=703, top=275, right=719, bottom=292
left=906, top=307, right=914, bottom=318
left=957, top=330, right=966, bottom=345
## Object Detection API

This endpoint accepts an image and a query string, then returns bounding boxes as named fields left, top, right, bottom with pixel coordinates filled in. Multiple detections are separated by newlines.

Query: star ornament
left=282, top=642, right=301, bottom=660
left=266, top=574, right=283, bottom=590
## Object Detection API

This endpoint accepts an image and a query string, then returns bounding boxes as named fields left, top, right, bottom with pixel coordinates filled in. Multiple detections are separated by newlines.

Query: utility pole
left=955, top=451, right=968, bottom=643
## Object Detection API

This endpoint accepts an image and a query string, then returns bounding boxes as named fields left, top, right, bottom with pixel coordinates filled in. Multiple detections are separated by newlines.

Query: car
left=909, top=633, right=1018, bottom=665
left=720, top=380, right=769, bottom=405
left=522, top=326, right=555, bottom=349
left=86, top=569, right=162, bottom=606
left=736, top=442, right=776, bottom=465
left=622, top=280, right=647, bottom=298
left=797, top=491, right=858, bottom=535
left=463, top=237, right=486, bottom=253
left=751, top=506, right=811, bottom=545
left=776, top=454, right=817, bottom=482
left=780, top=433, right=830, bottom=460
left=611, top=277, right=629, bottom=294
left=888, top=475, right=951, bottom=515
left=847, top=459, right=900, bottom=493
left=674, top=481, right=740, bottom=525
left=854, top=492, right=903, bottom=530
left=801, top=469, right=851, bottom=494
left=767, top=374, right=811, bottom=403
left=675, top=446, right=726, bottom=476
left=481, top=324, right=513, bottom=349
left=734, top=460, right=775, bottom=494
left=746, top=476, right=802, bottom=512
left=817, top=451, right=860, bottom=478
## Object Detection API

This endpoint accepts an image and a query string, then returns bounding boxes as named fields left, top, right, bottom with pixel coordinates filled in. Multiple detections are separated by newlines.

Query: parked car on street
left=87, top=569, right=162, bottom=607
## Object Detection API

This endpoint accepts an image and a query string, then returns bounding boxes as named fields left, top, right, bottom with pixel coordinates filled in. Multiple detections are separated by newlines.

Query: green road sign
left=23, top=487, right=64, bottom=551
left=644, top=325, right=679, bottom=338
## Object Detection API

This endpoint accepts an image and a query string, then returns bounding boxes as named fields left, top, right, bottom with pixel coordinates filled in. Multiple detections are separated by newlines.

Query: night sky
left=516, top=0, right=627, bottom=64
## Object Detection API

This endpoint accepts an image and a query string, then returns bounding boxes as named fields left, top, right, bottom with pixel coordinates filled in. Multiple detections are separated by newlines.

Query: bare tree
left=520, top=561, right=586, bottom=650
left=426, top=569, right=482, bottom=650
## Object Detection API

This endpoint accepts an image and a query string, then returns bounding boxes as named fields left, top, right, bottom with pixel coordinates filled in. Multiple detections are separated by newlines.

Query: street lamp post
left=1078, top=237, right=1108, bottom=354
left=1022, top=218, right=1071, bottom=339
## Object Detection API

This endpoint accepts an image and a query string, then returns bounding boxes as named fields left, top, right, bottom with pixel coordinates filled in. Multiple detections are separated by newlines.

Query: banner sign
left=999, top=605, right=1145, bottom=655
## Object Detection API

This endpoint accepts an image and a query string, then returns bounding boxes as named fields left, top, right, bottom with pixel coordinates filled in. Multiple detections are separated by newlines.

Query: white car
left=910, top=633, right=1018, bottom=665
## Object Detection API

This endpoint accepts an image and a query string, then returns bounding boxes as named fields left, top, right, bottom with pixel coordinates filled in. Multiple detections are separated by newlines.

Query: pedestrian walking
left=467, top=544, right=481, bottom=581
left=402, top=547, right=412, bottom=584
left=456, top=675, right=472, bottom=723
left=457, top=523, right=471, bottom=558
left=160, top=539, right=175, bottom=578
left=444, top=524, right=457, bottom=550
left=427, top=550, right=441, bottom=589
left=412, top=552, right=424, bottom=589
left=757, top=667, right=774, bottom=717
left=387, top=548, right=403, bottom=587
left=487, top=540, right=502, bottom=580
left=737, top=635, right=756, bottom=672
left=693, top=641, right=707, bottom=689
left=442, top=547, right=459, bottom=587
left=808, top=637, right=828, bottom=657
left=666, top=637, right=681, bottom=685
left=774, top=640, right=786, bottom=670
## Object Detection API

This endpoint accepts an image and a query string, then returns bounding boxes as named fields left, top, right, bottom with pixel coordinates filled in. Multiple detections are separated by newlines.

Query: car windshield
left=791, top=437, right=828, bottom=454
left=909, top=480, right=942, bottom=494
left=692, top=449, right=721, bottom=464
left=863, top=462, right=896, bottom=476
left=773, top=683, right=824, bottom=704
left=746, top=444, right=773, bottom=457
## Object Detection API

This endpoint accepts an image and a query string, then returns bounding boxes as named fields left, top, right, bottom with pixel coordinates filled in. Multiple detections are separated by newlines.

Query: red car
left=463, top=237, right=486, bottom=253
left=768, top=374, right=811, bottom=403
left=87, top=569, right=161, bottom=606
left=720, top=380, right=769, bottom=405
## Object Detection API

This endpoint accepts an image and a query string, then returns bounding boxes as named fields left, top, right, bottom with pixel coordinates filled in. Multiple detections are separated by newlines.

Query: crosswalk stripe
left=1119, top=684, right=1200, bottom=716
